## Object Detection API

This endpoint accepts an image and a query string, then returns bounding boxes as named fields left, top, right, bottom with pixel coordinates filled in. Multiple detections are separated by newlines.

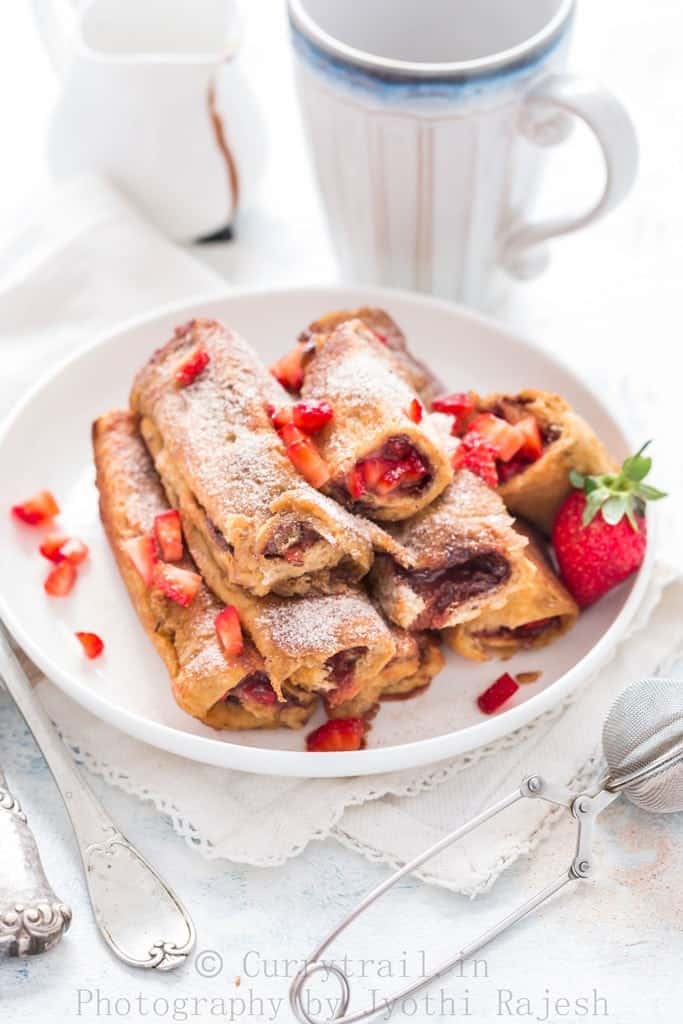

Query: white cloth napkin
left=3, top=175, right=682, bottom=894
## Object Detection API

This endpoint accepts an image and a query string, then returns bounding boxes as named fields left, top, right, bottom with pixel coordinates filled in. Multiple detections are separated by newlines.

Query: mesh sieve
left=602, top=678, right=683, bottom=813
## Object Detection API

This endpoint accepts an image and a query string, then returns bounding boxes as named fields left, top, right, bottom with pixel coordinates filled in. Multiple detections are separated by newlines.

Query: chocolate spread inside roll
left=130, top=318, right=374, bottom=596
left=393, top=551, right=512, bottom=631
left=446, top=521, right=579, bottom=661
left=368, top=469, right=528, bottom=631
left=327, top=629, right=445, bottom=720
left=93, top=410, right=316, bottom=730
left=168, top=491, right=397, bottom=707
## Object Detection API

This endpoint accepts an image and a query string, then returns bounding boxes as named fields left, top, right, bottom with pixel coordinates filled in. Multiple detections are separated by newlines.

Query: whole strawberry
left=552, top=443, right=666, bottom=608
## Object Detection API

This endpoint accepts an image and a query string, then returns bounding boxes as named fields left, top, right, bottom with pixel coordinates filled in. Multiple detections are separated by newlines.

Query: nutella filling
left=227, top=671, right=278, bottom=707
left=403, top=552, right=511, bottom=630
left=262, top=521, right=322, bottom=565
left=478, top=616, right=561, bottom=644
left=325, top=646, right=367, bottom=691
left=205, top=514, right=232, bottom=552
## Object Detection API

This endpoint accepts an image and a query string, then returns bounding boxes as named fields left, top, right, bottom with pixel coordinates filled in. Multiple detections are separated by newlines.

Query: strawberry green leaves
left=569, top=442, right=666, bottom=530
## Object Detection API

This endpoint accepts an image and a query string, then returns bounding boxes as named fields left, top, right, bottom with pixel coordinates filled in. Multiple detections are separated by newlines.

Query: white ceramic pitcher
left=33, top=0, right=266, bottom=240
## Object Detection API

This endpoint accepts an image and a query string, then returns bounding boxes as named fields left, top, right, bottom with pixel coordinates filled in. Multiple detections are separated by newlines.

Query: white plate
left=0, top=286, right=652, bottom=777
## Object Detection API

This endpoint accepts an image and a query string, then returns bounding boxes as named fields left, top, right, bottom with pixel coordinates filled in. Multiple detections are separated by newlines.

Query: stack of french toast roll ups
left=92, top=308, right=615, bottom=741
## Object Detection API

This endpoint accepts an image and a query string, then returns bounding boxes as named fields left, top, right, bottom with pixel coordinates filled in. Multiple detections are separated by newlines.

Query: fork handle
left=0, top=764, right=71, bottom=956
left=0, top=622, right=196, bottom=970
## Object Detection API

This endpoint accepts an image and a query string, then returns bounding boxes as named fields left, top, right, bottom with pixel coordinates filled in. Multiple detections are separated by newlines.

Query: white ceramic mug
left=287, top=0, right=638, bottom=307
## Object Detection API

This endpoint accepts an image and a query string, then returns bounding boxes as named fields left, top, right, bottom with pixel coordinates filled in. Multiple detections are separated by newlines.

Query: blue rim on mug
left=287, top=0, right=575, bottom=86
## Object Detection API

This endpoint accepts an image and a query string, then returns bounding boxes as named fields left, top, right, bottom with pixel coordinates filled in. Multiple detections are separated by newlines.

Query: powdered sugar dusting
left=384, top=471, right=525, bottom=570
left=132, top=318, right=373, bottom=568
left=252, top=589, right=387, bottom=658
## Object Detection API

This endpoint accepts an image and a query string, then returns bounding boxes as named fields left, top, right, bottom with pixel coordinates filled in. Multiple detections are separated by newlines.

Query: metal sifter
left=290, top=677, right=683, bottom=1024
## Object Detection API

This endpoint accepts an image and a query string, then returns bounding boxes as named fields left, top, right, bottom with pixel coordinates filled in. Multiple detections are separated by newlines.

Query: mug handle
left=500, top=73, right=639, bottom=279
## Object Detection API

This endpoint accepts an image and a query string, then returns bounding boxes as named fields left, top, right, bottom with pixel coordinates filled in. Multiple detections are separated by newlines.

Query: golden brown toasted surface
left=480, top=389, right=616, bottom=534
left=301, top=318, right=452, bottom=520
left=301, top=306, right=444, bottom=403
left=130, top=318, right=373, bottom=595
left=380, top=469, right=524, bottom=571
left=93, top=410, right=315, bottom=730
left=368, top=470, right=528, bottom=630
left=447, top=520, right=579, bottom=661
left=328, top=630, right=444, bottom=718
left=131, top=318, right=320, bottom=519
left=182, top=516, right=396, bottom=700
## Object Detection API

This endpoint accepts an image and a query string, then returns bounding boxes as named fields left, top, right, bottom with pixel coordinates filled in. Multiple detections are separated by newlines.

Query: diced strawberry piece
left=292, top=400, right=334, bottom=433
left=175, top=345, right=210, bottom=387
left=12, top=490, right=60, bottom=526
left=271, top=406, right=293, bottom=431
left=451, top=433, right=499, bottom=489
left=306, top=717, right=367, bottom=752
left=353, top=449, right=428, bottom=497
left=468, top=413, right=523, bottom=462
left=431, top=392, right=476, bottom=433
left=360, top=457, right=388, bottom=490
left=405, top=398, right=423, bottom=424
left=477, top=673, right=519, bottom=714
left=515, top=617, right=555, bottom=636
left=59, top=537, right=89, bottom=565
left=152, top=563, right=201, bottom=607
left=348, top=465, right=367, bottom=499
left=123, top=534, right=158, bottom=586
left=44, top=560, right=77, bottom=597
left=286, top=437, right=331, bottom=488
left=154, top=510, right=183, bottom=562
left=40, top=534, right=89, bottom=565
left=215, top=605, right=244, bottom=656
left=270, top=346, right=306, bottom=393
left=375, top=453, right=428, bottom=495
left=497, top=455, right=532, bottom=484
left=374, top=466, right=406, bottom=496
left=515, top=415, right=543, bottom=461
left=239, top=676, right=277, bottom=706
left=281, top=545, right=305, bottom=565
left=75, top=631, right=104, bottom=659
left=39, top=533, right=69, bottom=562
left=372, top=467, right=402, bottom=496
left=279, top=421, right=306, bottom=446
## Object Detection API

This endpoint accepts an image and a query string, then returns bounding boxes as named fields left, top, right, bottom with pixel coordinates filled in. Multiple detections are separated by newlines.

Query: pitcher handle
left=500, top=73, right=639, bottom=280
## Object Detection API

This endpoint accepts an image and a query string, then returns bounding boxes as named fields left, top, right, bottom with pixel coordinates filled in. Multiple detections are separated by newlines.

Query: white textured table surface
left=1, top=2, right=682, bottom=1022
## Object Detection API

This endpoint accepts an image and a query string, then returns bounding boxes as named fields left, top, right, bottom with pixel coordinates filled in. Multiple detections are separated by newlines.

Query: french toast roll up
left=447, top=522, right=579, bottom=661
left=368, top=470, right=528, bottom=631
left=93, top=411, right=316, bottom=730
left=328, top=630, right=444, bottom=719
left=130, top=318, right=374, bottom=597
left=298, top=306, right=443, bottom=404
left=299, top=319, right=452, bottom=521
left=169, top=502, right=396, bottom=707
left=478, top=389, right=616, bottom=534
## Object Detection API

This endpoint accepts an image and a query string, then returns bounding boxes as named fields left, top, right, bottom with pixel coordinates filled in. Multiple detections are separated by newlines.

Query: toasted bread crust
left=93, top=410, right=315, bottom=730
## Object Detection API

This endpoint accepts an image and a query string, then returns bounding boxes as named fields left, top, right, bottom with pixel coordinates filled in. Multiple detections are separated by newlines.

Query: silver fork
left=0, top=622, right=196, bottom=969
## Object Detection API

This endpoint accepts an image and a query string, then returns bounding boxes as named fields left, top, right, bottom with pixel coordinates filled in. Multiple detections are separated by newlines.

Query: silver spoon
left=0, top=622, right=196, bottom=970
left=291, top=677, right=683, bottom=1024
